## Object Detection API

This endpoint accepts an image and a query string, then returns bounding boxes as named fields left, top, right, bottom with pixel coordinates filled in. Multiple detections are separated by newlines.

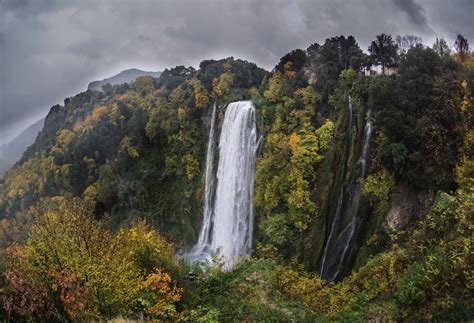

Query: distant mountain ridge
left=87, top=68, right=161, bottom=91
left=0, top=118, right=45, bottom=176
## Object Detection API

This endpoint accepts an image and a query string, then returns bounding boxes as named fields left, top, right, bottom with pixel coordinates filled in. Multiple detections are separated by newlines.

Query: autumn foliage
left=1, top=197, right=181, bottom=320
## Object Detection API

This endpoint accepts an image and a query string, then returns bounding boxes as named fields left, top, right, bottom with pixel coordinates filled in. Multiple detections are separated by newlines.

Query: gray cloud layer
left=0, top=0, right=472, bottom=144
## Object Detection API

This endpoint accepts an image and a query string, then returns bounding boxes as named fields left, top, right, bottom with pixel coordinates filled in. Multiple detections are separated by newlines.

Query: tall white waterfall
left=212, top=101, right=257, bottom=267
left=188, top=101, right=257, bottom=269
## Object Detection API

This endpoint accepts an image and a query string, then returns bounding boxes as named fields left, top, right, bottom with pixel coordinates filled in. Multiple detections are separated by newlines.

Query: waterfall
left=319, top=96, right=353, bottom=277
left=188, top=101, right=257, bottom=269
left=330, top=108, right=372, bottom=281
left=212, top=101, right=257, bottom=268
left=191, top=101, right=217, bottom=257
left=319, top=96, right=372, bottom=282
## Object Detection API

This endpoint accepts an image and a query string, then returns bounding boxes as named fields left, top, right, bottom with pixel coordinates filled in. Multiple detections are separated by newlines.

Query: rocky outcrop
left=386, top=184, right=434, bottom=230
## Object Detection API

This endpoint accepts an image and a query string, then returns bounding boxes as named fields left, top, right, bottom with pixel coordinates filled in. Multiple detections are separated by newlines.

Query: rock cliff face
left=386, top=184, right=434, bottom=230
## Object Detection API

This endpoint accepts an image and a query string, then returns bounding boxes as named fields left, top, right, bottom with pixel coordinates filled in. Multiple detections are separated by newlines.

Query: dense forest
left=0, top=33, right=473, bottom=321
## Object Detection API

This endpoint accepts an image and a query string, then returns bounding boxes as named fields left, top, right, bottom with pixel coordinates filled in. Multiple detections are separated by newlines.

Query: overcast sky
left=0, top=0, right=472, bottom=144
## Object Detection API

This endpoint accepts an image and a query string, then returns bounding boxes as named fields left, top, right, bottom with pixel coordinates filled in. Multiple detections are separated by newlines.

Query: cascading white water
left=187, top=101, right=257, bottom=269
left=212, top=101, right=257, bottom=268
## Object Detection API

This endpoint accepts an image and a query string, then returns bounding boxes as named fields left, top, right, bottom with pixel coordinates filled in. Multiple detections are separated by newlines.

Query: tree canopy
left=369, top=33, right=398, bottom=73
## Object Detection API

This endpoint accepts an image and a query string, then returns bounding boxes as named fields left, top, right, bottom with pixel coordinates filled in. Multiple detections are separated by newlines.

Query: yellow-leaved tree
left=2, top=197, right=181, bottom=321
left=213, top=72, right=234, bottom=97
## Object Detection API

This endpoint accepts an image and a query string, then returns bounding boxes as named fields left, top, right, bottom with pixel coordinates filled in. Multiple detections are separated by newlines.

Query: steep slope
left=0, top=59, right=267, bottom=246
left=87, top=68, right=162, bottom=92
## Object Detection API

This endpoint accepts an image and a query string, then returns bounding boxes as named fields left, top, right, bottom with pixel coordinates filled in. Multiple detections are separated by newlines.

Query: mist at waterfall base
left=319, top=96, right=373, bottom=282
left=185, top=101, right=258, bottom=269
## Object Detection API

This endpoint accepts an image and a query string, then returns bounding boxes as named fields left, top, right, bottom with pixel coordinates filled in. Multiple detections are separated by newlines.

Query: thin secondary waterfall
left=188, top=101, right=257, bottom=269
left=330, top=108, right=372, bottom=281
left=192, top=101, right=217, bottom=256
left=319, top=96, right=353, bottom=278
left=319, top=96, right=372, bottom=281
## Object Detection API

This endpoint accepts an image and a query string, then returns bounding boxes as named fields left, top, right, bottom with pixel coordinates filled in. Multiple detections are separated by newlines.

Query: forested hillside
left=0, top=34, right=472, bottom=321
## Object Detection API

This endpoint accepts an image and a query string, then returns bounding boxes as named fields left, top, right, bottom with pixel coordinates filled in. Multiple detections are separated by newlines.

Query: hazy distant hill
left=0, top=118, right=45, bottom=176
left=87, top=68, right=161, bottom=91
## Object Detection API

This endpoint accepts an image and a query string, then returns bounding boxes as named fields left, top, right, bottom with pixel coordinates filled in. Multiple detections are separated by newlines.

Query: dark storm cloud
left=392, top=0, right=428, bottom=27
left=0, top=0, right=472, bottom=144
